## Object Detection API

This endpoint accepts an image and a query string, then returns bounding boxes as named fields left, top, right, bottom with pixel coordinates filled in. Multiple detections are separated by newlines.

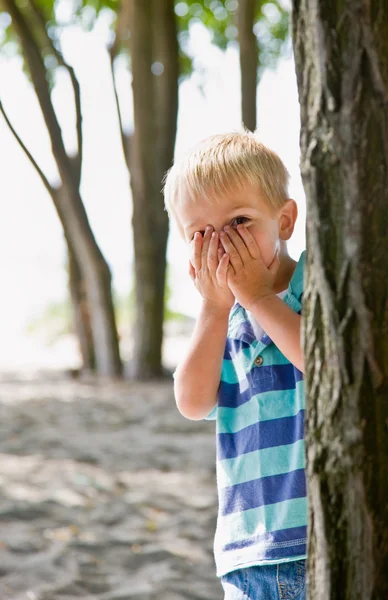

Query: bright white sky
left=0, top=14, right=305, bottom=349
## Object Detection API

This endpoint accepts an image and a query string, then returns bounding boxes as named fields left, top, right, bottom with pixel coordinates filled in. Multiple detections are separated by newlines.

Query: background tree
left=0, top=0, right=122, bottom=377
left=111, top=0, right=179, bottom=379
left=178, top=0, right=289, bottom=132
left=238, top=0, right=258, bottom=131
left=292, top=1, right=388, bottom=598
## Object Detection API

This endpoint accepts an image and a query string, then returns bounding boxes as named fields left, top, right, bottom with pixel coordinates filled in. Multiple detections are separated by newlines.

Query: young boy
left=163, top=131, right=306, bottom=600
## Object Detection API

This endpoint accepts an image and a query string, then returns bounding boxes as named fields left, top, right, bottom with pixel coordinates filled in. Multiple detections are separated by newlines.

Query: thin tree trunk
left=68, top=246, right=95, bottom=372
left=129, top=0, right=179, bottom=379
left=238, top=0, right=258, bottom=131
left=292, top=1, right=388, bottom=598
left=53, top=185, right=122, bottom=377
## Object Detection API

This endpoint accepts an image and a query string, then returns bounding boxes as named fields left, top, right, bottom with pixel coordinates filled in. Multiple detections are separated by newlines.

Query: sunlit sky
left=0, top=14, right=305, bottom=349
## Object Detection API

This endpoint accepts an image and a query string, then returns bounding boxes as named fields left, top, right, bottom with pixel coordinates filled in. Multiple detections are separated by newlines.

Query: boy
left=163, top=131, right=306, bottom=600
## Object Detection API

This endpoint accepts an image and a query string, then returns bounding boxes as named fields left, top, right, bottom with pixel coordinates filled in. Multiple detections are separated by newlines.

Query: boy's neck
left=273, top=246, right=298, bottom=293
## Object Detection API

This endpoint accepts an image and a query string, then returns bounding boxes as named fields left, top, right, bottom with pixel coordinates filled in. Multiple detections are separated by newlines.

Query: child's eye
left=231, top=216, right=249, bottom=227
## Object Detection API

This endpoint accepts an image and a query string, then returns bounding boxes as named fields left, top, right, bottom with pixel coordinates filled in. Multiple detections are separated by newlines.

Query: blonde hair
left=163, top=131, right=290, bottom=234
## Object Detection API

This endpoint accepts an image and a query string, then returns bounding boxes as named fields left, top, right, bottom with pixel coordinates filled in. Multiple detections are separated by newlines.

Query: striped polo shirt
left=207, top=251, right=307, bottom=577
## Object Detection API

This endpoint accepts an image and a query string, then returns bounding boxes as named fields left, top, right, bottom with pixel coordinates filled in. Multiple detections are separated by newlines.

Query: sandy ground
left=0, top=328, right=223, bottom=600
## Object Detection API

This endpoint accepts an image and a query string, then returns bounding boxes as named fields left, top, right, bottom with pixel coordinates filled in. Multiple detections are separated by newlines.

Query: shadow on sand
left=0, top=371, right=221, bottom=600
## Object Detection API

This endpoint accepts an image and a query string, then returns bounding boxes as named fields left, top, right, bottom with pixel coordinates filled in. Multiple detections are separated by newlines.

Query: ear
left=278, top=199, right=298, bottom=241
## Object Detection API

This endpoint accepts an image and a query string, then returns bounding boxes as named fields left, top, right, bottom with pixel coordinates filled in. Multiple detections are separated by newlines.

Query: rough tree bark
left=292, top=1, right=388, bottom=598
left=128, top=0, right=179, bottom=379
left=238, top=0, right=258, bottom=131
left=2, top=0, right=122, bottom=376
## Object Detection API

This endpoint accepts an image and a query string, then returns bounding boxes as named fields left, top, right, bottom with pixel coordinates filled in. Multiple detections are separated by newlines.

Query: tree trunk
left=238, top=0, right=258, bottom=131
left=53, top=186, right=122, bottom=377
left=291, top=1, right=388, bottom=598
left=68, top=246, right=95, bottom=372
left=129, top=0, right=179, bottom=379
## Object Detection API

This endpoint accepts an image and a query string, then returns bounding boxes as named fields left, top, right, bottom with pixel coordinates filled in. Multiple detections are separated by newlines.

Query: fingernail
left=206, top=225, right=212, bottom=232
left=224, top=226, right=230, bottom=231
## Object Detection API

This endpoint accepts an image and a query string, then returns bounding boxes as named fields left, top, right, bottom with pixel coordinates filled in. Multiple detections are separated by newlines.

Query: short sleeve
left=204, top=405, right=217, bottom=420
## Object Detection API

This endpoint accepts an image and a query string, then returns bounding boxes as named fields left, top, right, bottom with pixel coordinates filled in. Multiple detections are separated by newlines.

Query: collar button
left=254, top=356, right=263, bottom=367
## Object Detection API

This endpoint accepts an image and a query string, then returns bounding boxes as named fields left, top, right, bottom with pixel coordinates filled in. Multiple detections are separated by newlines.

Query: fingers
left=201, top=225, right=213, bottom=267
left=216, top=252, right=230, bottom=286
left=207, top=231, right=219, bottom=274
left=236, top=224, right=260, bottom=259
left=223, top=226, right=250, bottom=260
left=192, top=232, right=202, bottom=271
left=220, top=229, right=243, bottom=271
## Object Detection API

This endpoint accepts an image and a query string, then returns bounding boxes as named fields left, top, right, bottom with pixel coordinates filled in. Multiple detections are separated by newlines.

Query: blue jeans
left=221, top=560, right=306, bottom=600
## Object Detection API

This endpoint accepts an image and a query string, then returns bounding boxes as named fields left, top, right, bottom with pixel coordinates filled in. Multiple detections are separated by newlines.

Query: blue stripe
left=220, top=468, right=306, bottom=516
left=260, top=333, right=272, bottom=346
left=218, top=364, right=301, bottom=408
left=217, top=383, right=305, bottom=434
left=217, top=410, right=305, bottom=460
left=223, top=525, right=307, bottom=553
left=262, top=542, right=307, bottom=561
left=217, top=440, right=306, bottom=487
left=224, top=338, right=251, bottom=359
left=218, top=377, right=257, bottom=408
left=234, top=321, right=256, bottom=345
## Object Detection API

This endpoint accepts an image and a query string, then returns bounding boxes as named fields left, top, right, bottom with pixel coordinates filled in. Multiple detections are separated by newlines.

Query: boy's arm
left=249, top=296, right=303, bottom=372
left=175, top=226, right=234, bottom=420
left=174, top=301, right=229, bottom=420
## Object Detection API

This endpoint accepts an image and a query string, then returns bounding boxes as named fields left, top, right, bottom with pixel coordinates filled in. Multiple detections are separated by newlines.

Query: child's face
left=176, top=185, right=286, bottom=268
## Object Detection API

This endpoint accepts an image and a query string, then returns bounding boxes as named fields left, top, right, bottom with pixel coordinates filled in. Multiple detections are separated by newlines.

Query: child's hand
left=219, top=224, right=280, bottom=310
left=189, top=225, right=235, bottom=311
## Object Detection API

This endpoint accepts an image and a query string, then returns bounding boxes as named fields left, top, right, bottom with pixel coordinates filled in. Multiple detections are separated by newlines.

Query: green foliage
left=0, top=0, right=114, bottom=57
left=176, top=0, right=236, bottom=52
left=175, top=1, right=290, bottom=78
left=0, top=11, right=14, bottom=55
left=0, top=1, right=290, bottom=80
left=255, top=2, right=290, bottom=72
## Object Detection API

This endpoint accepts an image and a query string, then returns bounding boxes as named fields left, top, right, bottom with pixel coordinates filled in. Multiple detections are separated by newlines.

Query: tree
left=238, top=0, right=258, bottom=131
left=178, top=0, right=289, bottom=132
left=0, top=0, right=122, bottom=376
left=292, top=1, right=388, bottom=598
left=110, top=0, right=179, bottom=379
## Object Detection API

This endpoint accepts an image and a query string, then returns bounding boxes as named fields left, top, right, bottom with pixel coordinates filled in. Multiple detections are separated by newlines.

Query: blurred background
left=0, top=0, right=304, bottom=377
left=0, top=1, right=306, bottom=598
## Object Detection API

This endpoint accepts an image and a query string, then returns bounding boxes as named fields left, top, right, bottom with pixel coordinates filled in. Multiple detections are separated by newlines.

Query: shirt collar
left=227, top=250, right=305, bottom=343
